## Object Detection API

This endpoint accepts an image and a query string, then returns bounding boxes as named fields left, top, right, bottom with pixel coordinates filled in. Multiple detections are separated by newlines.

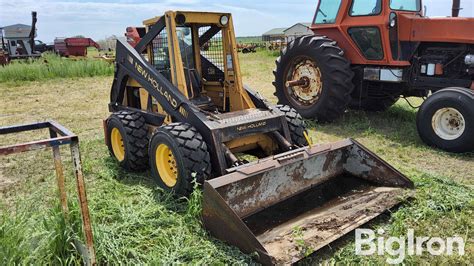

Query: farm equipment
left=54, top=37, right=100, bottom=57
left=103, top=11, right=413, bottom=264
left=237, top=43, right=257, bottom=53
left=0, top=11, right=41, bottom=64
left=125, top=26, right=146, bottom=47
left=274, top=0, right=474, bottom=153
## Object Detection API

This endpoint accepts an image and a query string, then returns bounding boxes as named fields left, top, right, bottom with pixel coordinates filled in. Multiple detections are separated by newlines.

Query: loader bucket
left=202, top=139, right=413, bottom=265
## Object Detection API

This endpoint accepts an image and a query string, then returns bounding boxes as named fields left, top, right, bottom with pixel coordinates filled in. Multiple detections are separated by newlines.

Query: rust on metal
left=70, top=140, right=96, bottom=265
left=52, top=145, right=69, bottom=216
left=285, top=77, right=309, bottom=88
left=0, top=121, right=96, bottom=265
left=202, top=138, right=413, bottom=265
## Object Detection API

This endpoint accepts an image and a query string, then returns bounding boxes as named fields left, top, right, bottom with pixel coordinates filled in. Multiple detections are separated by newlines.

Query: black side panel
left=400, top=41, right=419, bottom=61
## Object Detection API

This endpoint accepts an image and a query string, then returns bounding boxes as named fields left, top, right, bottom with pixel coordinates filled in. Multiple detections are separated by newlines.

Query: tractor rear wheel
left=149, top=123, right=211, bottom=196
left=275, top=105, right=308, bottom=147
left=106, top=111, right=149, bottom=171
left=273, top=35, right=354, bottom=122
left=416, top=88, right=474, bottom=153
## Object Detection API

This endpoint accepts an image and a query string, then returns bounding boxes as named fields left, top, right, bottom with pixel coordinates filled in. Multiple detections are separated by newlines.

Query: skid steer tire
left=149, top=123, right=211, bottom=196
left=350, top=96, right=400, bottom=112
left=273, top=35, right=354, bottom=122
left=106, top=111, right=149, bottom=171
left=416, top=88, right=474, bottom=153
left=275, top=105, right=308, bottom=147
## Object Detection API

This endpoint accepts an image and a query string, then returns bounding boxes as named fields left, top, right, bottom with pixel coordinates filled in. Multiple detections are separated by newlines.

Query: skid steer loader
left=103, top=11, right=413, bottom=264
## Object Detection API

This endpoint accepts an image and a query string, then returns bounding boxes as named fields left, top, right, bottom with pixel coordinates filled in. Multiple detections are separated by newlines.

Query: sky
left=0, top=0, right=473, bottom=43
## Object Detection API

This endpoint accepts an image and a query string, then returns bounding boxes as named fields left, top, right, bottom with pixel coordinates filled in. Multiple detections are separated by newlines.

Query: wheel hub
left=156, top=143, right=178, bottom=187
left=431, top=107, right=465, bottom=141
left=111, top=128, right=125, bottom=162
left=286, top=58, right=323, bottom=106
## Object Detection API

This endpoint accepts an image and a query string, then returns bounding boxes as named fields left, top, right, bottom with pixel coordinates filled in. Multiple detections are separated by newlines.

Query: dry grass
left=0, top=51, right=473, bottom=264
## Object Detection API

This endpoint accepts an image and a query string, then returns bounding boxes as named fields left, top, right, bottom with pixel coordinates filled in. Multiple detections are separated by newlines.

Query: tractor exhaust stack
left=202, top=139, right=413, bottom=265
left=452, top=0, right=461, bottom=17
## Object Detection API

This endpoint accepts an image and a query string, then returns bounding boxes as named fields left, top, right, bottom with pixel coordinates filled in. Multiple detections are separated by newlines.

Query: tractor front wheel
left=106, top=111, right=149, bottom=171
left=416, top=88, right=474, bottom=153
left=273, top=36, right=354, bottom=122
left=149, top=123, right=211, bottom=196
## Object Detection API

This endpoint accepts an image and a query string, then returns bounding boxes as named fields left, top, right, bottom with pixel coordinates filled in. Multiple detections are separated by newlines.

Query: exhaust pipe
left=29, top=11, right=37, bottom=53
left=452, top=0, right=461, bottom=17
left=202, top=139, right=413, bottom=264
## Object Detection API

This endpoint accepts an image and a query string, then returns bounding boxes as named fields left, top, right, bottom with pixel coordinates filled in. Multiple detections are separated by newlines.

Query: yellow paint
left=155, top=143, right=178, bottom=187
left=303, top=131, right=313, bottom=146
left=111, top=128, right=125, bottom=161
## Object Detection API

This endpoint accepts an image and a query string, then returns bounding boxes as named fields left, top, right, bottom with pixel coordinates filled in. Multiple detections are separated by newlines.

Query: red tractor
left=273, top=0, right=473, bottom=153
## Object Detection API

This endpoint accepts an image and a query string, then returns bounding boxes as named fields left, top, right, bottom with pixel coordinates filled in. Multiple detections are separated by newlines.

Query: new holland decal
left=128, top=55, right=178, bottom=108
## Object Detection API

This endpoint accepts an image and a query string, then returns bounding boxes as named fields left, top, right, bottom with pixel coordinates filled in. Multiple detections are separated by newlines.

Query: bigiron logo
left=355, top=228, right=466, bottom=264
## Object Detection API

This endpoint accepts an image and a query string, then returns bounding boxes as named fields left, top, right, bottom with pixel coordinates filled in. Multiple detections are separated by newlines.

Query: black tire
left=106, top=111, right=149, bottom=171
left=350, top=96, right=399, bottom=112
left=416, top=88, right=474, bottom=153
left=275, top=105, right=308, bottom=147
left=149, top=123, right=211, bottom=196
left=273, top=35, right=354, bottom=122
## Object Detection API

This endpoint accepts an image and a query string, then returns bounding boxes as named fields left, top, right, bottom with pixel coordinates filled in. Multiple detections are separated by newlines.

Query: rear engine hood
left=398, top=14, right=474, bottom=44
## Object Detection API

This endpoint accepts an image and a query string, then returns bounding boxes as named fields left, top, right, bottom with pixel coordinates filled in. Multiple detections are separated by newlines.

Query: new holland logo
left=131, top=59, right=178, bottom=109
left=236, top=121, right=267, bottom=131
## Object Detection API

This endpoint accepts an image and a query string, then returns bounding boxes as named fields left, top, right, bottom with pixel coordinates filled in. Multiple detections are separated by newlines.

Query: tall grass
left=0, top=53, right=113, bottom=83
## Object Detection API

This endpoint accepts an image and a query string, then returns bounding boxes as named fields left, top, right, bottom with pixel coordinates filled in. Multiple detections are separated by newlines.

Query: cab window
left=390, top=0, right=421, bottom=11
left=176, top=27, right=195, bottom=70
left=314, top=0, right=342, bottom=24
left=350, top=0, right=382, bottom=16
left=348, top=27, right=384, bottom=60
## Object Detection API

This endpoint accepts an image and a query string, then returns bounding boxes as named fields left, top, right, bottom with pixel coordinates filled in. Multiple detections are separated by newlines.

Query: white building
left=284, top=23, right=313, bottom=42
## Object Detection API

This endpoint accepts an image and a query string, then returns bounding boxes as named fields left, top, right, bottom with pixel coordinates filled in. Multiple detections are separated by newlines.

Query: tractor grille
left=217, top=109, right=273, bottom=124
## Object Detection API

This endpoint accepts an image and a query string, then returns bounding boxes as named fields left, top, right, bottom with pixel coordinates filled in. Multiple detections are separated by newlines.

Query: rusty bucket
left=202, top=139, right=413, bottom=265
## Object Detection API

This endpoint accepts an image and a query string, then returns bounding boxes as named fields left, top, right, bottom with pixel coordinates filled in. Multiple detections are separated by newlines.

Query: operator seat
left=184, top=68, right=214, bottom=109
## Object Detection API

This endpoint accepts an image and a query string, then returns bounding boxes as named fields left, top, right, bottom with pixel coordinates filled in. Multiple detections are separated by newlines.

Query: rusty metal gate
left=0, top=120, right=96, bottom=265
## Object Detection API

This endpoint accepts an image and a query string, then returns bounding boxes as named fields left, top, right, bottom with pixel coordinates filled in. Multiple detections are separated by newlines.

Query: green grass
left=0, top=50, right=473, bottom=264
left=0, top=53, right=113, bottom=84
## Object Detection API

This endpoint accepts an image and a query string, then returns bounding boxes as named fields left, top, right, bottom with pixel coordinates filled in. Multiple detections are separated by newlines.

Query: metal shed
left=262, top=28, right=286, bottom=42
left=284, top=23, right=312, bottom=42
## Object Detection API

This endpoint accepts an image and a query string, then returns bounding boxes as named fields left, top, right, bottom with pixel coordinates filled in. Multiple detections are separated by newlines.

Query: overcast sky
left=0, top=0, right=473, bottom=43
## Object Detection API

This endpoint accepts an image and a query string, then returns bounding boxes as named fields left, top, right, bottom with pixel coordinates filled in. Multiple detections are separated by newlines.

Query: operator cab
left=144, top=13, right=238, bottom=112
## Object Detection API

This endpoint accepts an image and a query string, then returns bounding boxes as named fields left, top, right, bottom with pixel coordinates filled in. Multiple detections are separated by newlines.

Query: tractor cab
left=133, top=11, right=254, bottom=115
left=312, top=0, right=422, bottom=65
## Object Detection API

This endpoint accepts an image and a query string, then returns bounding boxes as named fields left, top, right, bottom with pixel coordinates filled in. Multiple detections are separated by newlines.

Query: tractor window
left=177, top=26, right=195, bottom=69
left=348, top=27, right=384, bottom=60
left=198, top=26, right=225, bottom=81
left=314, top=0, right=342, bottom=24
left=390, top=0, right=421, bottom=11
left=150, top=26, right=171, bottom=80
left=350, top=0, right=382, bottom=16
